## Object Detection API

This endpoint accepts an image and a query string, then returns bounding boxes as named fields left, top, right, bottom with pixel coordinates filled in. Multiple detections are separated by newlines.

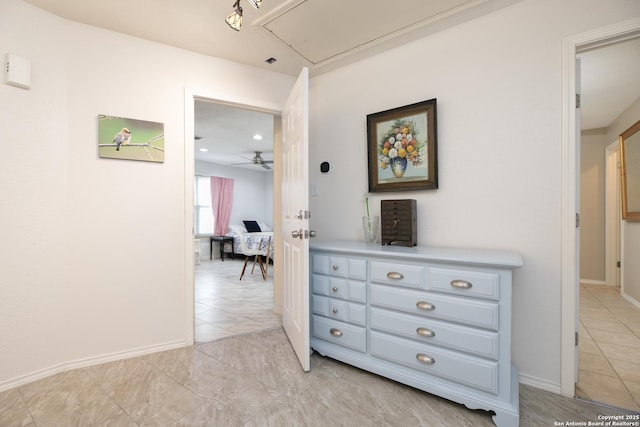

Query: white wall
left=308, top=0, right=640, bottom=390
left=195, top=161, right=274, bottom=229
left=580, top=129, right=609, bottom=283
left=607, top=96, right=640, bottom=303
left=0, top=0, right=294, bottom=388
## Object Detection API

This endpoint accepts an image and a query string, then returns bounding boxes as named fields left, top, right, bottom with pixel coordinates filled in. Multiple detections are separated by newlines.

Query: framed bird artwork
left=98, top=114, right=165, bottom=163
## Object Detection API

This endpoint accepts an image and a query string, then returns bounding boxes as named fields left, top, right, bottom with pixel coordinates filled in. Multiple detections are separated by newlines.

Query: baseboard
left=0, top=339, right=187, bottom=393
left=621, top=292, right=640, bottom=310
left=579, top=279, right=607, bottom=286
left=519, top=372, right=562, bottom=395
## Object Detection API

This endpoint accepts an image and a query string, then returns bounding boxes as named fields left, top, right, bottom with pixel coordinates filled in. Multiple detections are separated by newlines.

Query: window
left=194, top=175, right=213, bottom=235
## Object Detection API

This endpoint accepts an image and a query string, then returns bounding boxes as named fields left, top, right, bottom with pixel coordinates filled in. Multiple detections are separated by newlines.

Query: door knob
left=291, top=229, right=315, bottom=239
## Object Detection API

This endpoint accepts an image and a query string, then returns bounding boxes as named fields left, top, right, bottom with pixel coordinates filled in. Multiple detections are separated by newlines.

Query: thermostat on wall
left=320, top=161, right=332, bottom=174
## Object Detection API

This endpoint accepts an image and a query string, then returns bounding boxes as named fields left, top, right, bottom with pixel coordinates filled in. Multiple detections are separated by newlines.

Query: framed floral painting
left=367, top=99, right=438, bottom=192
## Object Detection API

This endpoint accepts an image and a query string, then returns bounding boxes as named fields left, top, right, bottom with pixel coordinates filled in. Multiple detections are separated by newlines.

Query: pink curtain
left=210, top=177, right=234, bottom=236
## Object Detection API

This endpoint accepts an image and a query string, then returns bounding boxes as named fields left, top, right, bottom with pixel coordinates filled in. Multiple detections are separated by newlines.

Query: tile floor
left=577, top=283, right=640, bottom=412
left=2, top=327, right=637, bottom=426
left=2, top=263, right=639, bottom=425
left=194, top=258, right=280, bottom=343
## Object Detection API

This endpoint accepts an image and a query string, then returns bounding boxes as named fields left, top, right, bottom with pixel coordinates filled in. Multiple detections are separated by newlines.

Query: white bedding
left=224, top=227, right=274, bottom=259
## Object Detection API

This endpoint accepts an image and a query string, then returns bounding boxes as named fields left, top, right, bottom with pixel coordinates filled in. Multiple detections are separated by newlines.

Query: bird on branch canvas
left=113, top=128, right=131, bottom=151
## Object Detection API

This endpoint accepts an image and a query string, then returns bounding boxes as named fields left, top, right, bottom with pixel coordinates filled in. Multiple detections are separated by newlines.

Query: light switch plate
left=6, top=53, right=31, bottom=89
left=311, top=182, right=320, bottom=197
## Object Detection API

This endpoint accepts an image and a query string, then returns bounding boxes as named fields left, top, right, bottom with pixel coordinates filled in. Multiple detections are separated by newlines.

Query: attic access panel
left=260, top=0, right=481, bottom=65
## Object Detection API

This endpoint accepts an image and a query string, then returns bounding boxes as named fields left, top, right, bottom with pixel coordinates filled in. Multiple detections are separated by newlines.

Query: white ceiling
left=24, top=0, right=524, bottom=77
left=194, top=100, right=275, bottom=171
left=23, top=0, right=640, bottom=168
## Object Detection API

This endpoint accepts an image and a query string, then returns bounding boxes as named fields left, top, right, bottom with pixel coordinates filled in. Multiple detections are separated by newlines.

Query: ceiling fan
left=233, top=151, right=273, bottom=170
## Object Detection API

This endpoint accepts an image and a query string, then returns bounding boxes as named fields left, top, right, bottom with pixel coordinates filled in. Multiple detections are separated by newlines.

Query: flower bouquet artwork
left=379, top=119, right=424, bottom=179
left=367, top=99, right=438, bottom=192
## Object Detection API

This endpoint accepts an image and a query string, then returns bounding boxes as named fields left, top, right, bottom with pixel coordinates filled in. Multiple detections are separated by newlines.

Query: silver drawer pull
left=332, top=308, right=338, bottom=314
left=332, top=265, right=339, bottom=270
left=416, top=353, right=435, bottom=364
left=332, top=286, right=338, bottom=292
left=416, top=327, right=435, bottom=337
left=387, top=272, right=404, bottom=280
left=451, top=279, right=473, bottom=289
left=416, top=301, right=435, bottom=311
left=329, top=328, right=343, bottom=337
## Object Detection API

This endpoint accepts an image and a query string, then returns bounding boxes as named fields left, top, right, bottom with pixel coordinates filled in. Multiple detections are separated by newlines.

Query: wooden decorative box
left=381, top=199, right=417, bottom=246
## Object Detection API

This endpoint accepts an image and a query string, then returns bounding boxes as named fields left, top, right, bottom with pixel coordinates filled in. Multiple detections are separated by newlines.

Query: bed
left=223, top=223, right=275, bottom=260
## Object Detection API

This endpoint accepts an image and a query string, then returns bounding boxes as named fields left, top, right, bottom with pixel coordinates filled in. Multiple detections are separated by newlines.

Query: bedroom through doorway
left=193, top=99, right=281, bottom=344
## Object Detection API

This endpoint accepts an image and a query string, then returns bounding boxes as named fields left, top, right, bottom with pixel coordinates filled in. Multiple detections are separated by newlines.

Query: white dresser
left=310, top=241, right=523, bottom=427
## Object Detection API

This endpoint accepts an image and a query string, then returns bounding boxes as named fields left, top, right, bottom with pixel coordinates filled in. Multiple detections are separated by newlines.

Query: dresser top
left=310, top=240, right=523, bottom=269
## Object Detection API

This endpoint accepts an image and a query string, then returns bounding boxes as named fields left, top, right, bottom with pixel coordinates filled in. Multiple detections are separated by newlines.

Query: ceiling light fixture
left=225, top=0, right=263, bottom=31
left=225, top=0, right=243, bottom=31
left=200, top=148, right=209, bottom=152
left=253, top=134, right=263, bottom=140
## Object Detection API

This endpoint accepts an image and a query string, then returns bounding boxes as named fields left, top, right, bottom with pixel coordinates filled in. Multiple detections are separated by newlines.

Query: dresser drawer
left=369, top=307, right=498, bottom=360
left=311, top=254, right=366, bottom=279
left=427, top=267, right=499, bottom=300
left=312, top=275, right=366, bottom=303
left=312, top=315, right=366, bottom=353
left=370, top=261, right=424, bottom=289
left=370, top=284, right=499, bottom=330
left=313, top=296, right=366, bottom=326
left=370, top=331, right=498, bottom=394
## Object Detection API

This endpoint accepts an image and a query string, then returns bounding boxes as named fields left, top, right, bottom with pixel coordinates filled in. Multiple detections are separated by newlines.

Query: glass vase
left=362, top=216, right=379, bottom=244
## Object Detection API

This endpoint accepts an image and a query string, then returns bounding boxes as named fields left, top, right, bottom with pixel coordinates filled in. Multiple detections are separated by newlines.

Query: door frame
left=560, top=17, right=640, bottom=397
left=183, top=87, right=285, bottom=345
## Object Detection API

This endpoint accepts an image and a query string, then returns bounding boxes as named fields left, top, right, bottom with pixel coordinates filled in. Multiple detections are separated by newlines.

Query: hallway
left=577, top=283, right=640, bottom=412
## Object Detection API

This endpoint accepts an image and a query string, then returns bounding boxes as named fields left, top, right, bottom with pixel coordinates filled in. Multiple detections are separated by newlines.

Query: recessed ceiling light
left=199, top=148, right=209, bottom=152
left=253, top=134, right=263, bottom=140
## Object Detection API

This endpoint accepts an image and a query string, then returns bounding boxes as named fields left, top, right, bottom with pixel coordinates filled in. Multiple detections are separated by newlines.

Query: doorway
left=576, top=37, right=640, bottom=411
left=561, top=17, right=640, bottom=402
left=183, top=89, right=285, bottom=346
left=193, top=99, right=280, bottom=343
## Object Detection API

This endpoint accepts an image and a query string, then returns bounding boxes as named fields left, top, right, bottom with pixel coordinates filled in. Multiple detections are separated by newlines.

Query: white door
left=281, top=67, right=310, bottom=371
left=605, top=142, right=621, bottom=288
left=574, top=58, right=582, bottom=382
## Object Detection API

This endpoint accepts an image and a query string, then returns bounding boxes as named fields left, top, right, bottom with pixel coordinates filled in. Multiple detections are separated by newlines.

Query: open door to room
left=184, top=68, right=310, bottom=365
left=191, top=99, right=280, bottom=344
